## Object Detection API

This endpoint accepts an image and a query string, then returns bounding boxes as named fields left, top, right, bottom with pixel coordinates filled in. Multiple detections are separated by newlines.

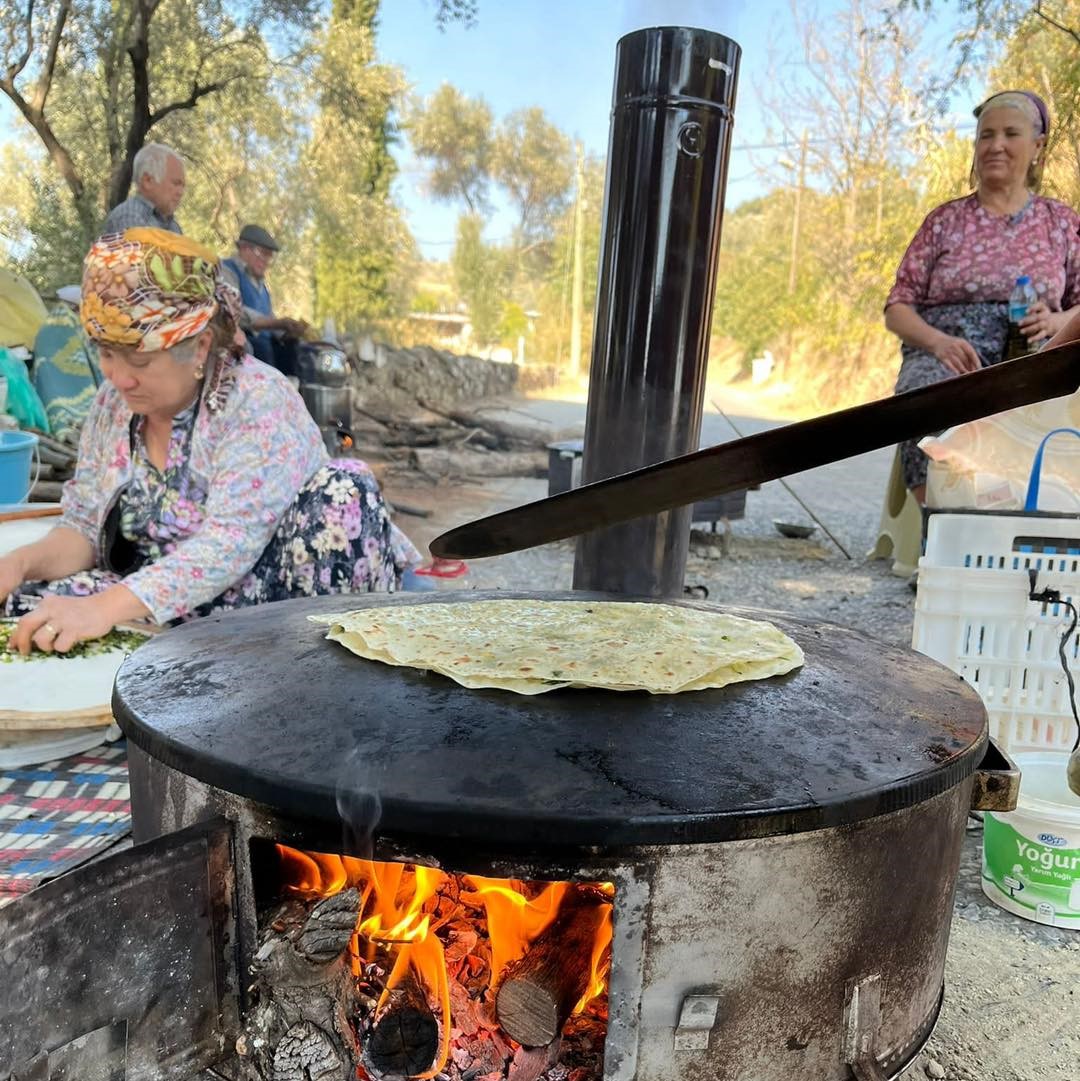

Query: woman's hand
left=1019, top=302, right=1069, bottom=344
left=0, top=552, right=27, bottom=603
left=10, top=594, right=121, bottom=655
left=930, top=332, right=982, bottom=375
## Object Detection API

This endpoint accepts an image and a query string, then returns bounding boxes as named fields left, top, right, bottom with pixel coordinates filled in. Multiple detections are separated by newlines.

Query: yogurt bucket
left=982, top=751, right=1080, bottom=928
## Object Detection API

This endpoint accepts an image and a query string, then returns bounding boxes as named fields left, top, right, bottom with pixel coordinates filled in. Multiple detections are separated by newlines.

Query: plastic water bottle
left=1004, top=275, right=1039, bottom=361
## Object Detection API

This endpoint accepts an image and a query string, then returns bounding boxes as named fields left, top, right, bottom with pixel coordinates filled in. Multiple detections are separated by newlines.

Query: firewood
left=385, top=501, right=433, bottom=519
left=244, top=895, right=365, bottom=1079
left=25, top=428, right=79, bottom=460
left=272, top=1020, right=343, bottom=1081
left=363, top=968, right=440, bottom=1079
left=495, top=888, right=609, bottom=1047
left=296, top=888, right=361, bottom=964
left=30, top=480, right=65, bottom=502
left=418, top=400, right=552, bottom=450
left=408, top=447, right=547, bottom=479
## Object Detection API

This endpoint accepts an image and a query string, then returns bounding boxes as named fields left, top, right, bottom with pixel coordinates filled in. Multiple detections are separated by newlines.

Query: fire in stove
left=252, top=845, right=614, bottom=1081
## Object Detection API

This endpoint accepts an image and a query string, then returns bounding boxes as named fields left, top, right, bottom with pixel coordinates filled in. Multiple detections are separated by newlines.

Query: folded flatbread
left=310, top=600, right=803, bottom=695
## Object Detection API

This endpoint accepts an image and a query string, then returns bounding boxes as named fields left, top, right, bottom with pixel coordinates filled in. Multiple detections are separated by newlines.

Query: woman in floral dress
left=885, top=89, right=1080, bottom=501
left=0, top=228, right=420, bottom=654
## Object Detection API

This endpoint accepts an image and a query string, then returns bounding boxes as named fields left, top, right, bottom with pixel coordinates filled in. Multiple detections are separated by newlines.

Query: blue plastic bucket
left=0, top=430, right=38, bottom=505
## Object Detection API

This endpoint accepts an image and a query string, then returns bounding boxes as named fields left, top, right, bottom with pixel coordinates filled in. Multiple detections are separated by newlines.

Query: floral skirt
left=5, top=460, right=421, bottom=624
left=893, top=302, right=1009, bottom=489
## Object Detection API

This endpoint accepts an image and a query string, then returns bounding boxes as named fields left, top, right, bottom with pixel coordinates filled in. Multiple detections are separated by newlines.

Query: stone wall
left=352, top=344, right=518, bottom=407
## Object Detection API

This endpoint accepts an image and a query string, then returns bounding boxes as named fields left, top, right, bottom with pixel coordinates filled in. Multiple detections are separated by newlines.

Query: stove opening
left=247, top=842, right=613, bottom=1081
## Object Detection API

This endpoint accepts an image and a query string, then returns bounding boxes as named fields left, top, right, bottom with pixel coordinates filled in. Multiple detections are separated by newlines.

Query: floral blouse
left=61, top=356, right=327, bottom=622
left=886, top=194, right=1080, bottom=310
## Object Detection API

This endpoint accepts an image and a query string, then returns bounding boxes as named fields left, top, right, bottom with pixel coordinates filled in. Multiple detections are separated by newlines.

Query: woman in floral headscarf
left=0, top=228, right=420, bottom=654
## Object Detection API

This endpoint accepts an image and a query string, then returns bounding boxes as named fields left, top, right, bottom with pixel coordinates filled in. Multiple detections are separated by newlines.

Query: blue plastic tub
left=0, top=430, right=38, bottom=505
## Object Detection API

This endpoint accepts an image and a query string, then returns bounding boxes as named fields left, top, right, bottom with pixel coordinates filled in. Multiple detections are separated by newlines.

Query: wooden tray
left=0, top=706, right=114, bottom=730
left=0, top=621, right=157, bottom=729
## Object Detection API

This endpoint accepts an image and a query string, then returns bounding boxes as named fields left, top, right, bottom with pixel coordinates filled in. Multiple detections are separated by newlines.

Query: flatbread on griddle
left=310, top=600, right=803, bottom=695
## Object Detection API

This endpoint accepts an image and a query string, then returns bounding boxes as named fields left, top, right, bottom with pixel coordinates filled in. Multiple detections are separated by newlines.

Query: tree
left=307, top=0, right=415, bottom=332
left=532, top=151, right=604, bottom=369
left=492, top=107, right=574, bottom=251
left=0, top=0, right=323, bottom=232
left=409, top=83, right=494, bottom=214
left=451, top=213, right=509, bottom=346
left=708, top=0, right=936, bottom=408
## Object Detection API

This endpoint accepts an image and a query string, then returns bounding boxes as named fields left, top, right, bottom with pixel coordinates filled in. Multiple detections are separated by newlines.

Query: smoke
left=335, top=742, right=386, bottom=860
left=617, top=0, right=745, bottom=35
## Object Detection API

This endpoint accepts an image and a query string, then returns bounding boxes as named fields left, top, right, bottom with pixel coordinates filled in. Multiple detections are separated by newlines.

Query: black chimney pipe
left=573, top=26, right=740, bottom=597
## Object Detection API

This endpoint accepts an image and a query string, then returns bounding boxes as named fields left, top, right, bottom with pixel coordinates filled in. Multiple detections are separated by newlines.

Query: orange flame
left=463, top=877, right=614, bottom=1013
left=462, top=878, right=568, bottom=980
left=275, top=846, right=614, bottom=1065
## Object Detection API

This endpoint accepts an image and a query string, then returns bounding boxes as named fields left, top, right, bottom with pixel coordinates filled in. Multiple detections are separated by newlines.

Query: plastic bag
left=0, top=268, right=48, bottom=349
left=0, top=347, right=50, bottom=433
left=920, top=390, right=1080, bottom=512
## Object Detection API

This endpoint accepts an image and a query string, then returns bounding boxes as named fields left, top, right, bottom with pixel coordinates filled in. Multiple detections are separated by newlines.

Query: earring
left=194, top=365, right=205, bottom=380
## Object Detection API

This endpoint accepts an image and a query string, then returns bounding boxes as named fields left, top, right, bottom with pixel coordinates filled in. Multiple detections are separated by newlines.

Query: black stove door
left=0, top=818, right=239, bottom=1079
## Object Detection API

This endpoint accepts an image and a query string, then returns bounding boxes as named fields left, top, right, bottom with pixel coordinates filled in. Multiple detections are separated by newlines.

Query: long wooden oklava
left=429, top=343, right=1080, bottom=560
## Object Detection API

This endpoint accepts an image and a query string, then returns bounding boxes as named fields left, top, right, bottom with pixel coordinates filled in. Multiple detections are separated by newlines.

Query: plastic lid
left=1017, top=275, right=1031, bottom=284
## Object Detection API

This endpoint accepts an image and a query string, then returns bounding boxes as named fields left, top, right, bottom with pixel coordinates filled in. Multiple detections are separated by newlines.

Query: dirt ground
left=378, top=396, right=1080, bottom=1081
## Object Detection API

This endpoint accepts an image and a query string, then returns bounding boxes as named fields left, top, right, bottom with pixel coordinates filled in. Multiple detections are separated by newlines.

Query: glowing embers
left=275, top=847, right=613, bottom=1081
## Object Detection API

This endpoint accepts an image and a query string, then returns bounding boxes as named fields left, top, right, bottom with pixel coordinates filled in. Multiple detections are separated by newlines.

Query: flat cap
left=238, top=223, right=280, bottom=252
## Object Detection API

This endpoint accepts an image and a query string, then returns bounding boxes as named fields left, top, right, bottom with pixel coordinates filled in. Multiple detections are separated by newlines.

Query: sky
left=378, top=0, right=802, bottom=256
left=376, top=0, right=969, bottom=258
left=0, top=0, right=971, bottom=259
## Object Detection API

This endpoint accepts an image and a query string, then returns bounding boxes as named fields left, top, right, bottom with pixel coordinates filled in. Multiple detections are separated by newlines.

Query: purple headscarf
left=973, top=90, right=1050, bottom=136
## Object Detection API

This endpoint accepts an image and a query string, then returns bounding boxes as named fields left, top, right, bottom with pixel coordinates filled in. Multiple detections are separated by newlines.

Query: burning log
left=296, top=887, right=363, bottom=964
left=243, top=888, right=365, bottom=1079
left=495, top=887, right=610, bottom=1047
left=363, top=968, right=440, bottom=1079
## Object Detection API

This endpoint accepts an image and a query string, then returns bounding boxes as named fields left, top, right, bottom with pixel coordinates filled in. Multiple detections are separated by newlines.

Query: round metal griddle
left=113, top=591, right=986, bottom=849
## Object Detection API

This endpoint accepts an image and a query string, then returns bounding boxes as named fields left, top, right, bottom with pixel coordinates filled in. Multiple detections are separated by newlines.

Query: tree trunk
left=409, top=447, right=547, bottom=478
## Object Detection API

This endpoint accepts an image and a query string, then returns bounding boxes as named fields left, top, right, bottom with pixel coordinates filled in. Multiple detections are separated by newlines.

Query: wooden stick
left=495, top=887, right=609, bottom=1047
left=0, top=506, right=62, bottom=524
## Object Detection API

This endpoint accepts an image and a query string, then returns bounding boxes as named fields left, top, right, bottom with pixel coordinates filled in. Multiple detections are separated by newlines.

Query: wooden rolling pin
left=0, top=506, right=63, bottom=524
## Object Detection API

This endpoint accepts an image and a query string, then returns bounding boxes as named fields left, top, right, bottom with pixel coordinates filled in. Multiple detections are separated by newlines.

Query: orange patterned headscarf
left=81, top=227, right=241, bottom=352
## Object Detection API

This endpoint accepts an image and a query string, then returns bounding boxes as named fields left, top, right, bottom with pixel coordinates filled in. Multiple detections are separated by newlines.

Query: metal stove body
left=100, top=590, right=997, bottom=1081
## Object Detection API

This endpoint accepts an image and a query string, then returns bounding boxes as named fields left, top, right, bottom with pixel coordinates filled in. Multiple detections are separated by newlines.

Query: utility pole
left=788, top=130, right=808, bottom=296
left=568, top=141, right=586, bottom=379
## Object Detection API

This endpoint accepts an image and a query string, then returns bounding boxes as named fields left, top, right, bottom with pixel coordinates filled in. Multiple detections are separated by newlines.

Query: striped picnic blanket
left=0, top=741, right=130, bottom=903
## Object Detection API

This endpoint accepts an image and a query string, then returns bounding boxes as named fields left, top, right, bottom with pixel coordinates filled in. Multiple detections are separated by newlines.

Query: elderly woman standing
left=885, top=89, right=1080, bottom=501
left=0, top=228, right=419, bottom=654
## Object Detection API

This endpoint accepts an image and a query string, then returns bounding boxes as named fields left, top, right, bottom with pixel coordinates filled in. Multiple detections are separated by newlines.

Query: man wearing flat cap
left=221, top=224, right=309, bottom=376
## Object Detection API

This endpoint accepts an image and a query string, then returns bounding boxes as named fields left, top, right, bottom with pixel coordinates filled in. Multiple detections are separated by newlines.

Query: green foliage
left=409, top=84, right=494, bottom=214
left=430, top=0, right=479, bottom=29
left=492, top=107, right=574, bottom=250
left=307, top=5, right=413, bottom=332
left=410, top=289, right=444, bottom=313
left=451, top=213, right=510, bottom=346
left=708, top=0, right=949, bottom=409
left=498, top=301, right=529, bottom=343
left=530, top=152, right=604, bottom=369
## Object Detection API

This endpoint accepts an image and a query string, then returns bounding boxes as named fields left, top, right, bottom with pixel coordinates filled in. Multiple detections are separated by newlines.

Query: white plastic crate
left=912, top=513, right=1080, bottom=754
